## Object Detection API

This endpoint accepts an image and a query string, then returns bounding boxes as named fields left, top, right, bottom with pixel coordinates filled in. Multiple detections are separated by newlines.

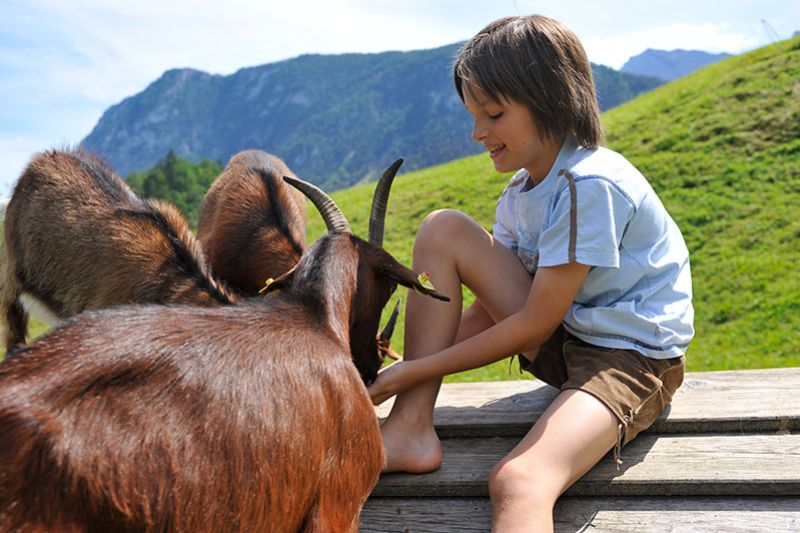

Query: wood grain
left=372, top=433, right=800, bottom=497
left=374, top=368, right=800, bottom=437
left=361, top=497, right=800, bottom=532
left=365, top=368, right=800, bottom=531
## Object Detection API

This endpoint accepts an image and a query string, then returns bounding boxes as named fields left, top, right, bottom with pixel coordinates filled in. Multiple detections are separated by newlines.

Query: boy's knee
left=489, top=458, right=530, bottom=500
left=416, top=209, right=472, bottom=250
left=488, top=457, right=559, bottom=508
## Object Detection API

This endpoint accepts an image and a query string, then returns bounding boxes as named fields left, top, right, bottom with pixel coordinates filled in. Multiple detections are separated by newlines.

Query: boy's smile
left=463, top=85, right=562, bottom=184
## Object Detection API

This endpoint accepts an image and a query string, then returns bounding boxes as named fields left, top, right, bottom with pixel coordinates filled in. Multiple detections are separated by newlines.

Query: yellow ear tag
left=258, top=278, right=275, bottom=294
left=416, top=272, right=436, bottom=292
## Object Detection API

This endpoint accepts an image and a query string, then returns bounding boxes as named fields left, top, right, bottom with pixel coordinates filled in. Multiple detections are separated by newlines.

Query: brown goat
left=197, top=150, right=306, bottom=295
left=0, top=159, right=449, bottom=532
left=0, top=148, right=237, bottom=351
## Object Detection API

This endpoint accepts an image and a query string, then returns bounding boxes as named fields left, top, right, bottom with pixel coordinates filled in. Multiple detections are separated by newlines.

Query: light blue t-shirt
left=493, top=136, right=694, bottom=359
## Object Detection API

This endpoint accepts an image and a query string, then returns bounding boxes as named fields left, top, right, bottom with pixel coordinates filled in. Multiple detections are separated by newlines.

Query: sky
left=1, top=0, right=798, bottom=198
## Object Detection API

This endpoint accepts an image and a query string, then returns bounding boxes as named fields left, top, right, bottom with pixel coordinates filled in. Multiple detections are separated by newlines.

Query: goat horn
left=282, top=176, right=351, bottom=234
left=378, top=300, right=401, bottom=345
left=368, top=158, right=403, bottom=246
left=377, top=300, right=401, bottom=361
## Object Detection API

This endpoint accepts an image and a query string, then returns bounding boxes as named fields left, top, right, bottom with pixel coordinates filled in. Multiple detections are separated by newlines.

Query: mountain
left=621, top=48, right=733, bottom=81
left=302, top=37, right=800, bottom=379
left=81, top=43, right=663, bottom=191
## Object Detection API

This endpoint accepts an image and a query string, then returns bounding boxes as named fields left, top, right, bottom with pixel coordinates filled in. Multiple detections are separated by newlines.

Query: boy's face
left=463, top=85, right=561, bottom=183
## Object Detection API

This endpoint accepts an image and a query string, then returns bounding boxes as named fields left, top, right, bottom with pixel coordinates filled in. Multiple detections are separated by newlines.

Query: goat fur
left=0, top=165, right=448, bottom=532
left=0, top=148, right=236, bottom=351
left=197, top=150, right=306, bottom=296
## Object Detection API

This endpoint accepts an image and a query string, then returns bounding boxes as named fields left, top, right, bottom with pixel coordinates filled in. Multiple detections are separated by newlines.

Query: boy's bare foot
left=379, top=414, right=442, bottom=474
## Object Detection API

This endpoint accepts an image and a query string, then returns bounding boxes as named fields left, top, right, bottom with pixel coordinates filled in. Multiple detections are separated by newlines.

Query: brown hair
left=454, top=15, right=604, bottom=149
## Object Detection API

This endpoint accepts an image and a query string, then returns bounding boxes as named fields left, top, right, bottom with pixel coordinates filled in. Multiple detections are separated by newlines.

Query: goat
left=0, top=159, right=449, bottom=532
left=0, top=148, right=237, bottom=351
left=197, top=150, right=307, bottom=296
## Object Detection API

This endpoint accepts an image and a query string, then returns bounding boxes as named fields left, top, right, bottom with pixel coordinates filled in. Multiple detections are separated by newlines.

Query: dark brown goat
left=0, top=148, right=236, bottom=351
left=0, top=159, right=449, bottom=532
left=197, top=150, right=306, bottom=295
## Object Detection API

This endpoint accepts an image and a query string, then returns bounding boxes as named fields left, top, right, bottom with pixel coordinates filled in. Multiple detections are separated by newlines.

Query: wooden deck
left=361, top=367, right=800, bottom=532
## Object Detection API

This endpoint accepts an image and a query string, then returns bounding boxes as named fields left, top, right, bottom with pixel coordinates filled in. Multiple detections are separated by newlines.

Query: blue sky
left=1, top=0, right=797, bottom=198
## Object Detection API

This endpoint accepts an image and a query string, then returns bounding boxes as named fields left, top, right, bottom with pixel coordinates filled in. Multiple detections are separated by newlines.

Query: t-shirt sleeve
left=492, top=186, right=517, bottom=252
left=538, top=177, right=635, bottom=268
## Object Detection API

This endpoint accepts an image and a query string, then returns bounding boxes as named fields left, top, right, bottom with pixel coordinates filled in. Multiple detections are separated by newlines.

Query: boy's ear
left=382, top=261, right=450, bottom=302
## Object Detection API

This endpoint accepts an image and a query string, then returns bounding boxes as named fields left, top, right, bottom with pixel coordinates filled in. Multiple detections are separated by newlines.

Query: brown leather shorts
left=518, top=325, right=685, bottom=461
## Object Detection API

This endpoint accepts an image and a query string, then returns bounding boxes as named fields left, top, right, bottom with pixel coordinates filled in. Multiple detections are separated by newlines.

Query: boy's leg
left=380, top=209, right=534, bottom=473
left=496, top=341, right=685, bottom=532
left=489, top=389, right=619, bottom=533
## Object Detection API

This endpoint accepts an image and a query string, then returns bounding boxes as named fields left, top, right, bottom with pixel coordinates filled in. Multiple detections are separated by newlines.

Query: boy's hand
left=368, top=360, right=414, bottom=406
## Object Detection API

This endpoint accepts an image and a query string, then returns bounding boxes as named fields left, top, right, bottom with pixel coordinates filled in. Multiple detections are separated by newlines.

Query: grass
left=602, top=37, right=800, bottom=372
left=304, top=155, right=523, bottom=382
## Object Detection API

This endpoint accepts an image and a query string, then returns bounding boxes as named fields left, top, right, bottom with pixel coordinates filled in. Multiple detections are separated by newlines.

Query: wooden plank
left=374, top=368, right=800, bottom=437
left=361, top=497, right=800, bottom=533
left=371, top=433, right=800, bottom=497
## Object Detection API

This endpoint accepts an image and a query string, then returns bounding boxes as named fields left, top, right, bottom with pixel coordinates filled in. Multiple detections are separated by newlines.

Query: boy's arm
left=369, top=261, right=589, bottom=405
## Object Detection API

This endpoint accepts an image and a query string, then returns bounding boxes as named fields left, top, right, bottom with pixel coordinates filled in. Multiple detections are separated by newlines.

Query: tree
left=127, top=150, right=222, bottom=228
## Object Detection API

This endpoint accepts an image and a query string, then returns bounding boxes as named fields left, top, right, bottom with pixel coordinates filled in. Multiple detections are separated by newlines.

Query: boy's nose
left=471, top=118, right=487, bottom=142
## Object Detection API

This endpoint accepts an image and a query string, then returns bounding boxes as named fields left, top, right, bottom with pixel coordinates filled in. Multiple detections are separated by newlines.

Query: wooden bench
left=361, top=368, right=800, bottom=532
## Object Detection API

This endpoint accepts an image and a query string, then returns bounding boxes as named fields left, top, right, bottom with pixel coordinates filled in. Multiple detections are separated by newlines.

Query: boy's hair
left=454, top=15, right=604, bottom=149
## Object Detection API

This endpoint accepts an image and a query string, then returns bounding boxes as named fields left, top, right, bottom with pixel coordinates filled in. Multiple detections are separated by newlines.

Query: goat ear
left=383, top=262, right=450, bottom=302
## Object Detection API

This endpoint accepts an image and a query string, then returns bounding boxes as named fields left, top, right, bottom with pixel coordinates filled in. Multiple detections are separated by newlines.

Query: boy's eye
left=488, top=112, right=503, bottom=120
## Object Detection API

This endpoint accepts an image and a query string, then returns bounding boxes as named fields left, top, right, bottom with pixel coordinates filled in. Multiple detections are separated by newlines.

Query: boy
left=368, top=15, right=693, bottom=532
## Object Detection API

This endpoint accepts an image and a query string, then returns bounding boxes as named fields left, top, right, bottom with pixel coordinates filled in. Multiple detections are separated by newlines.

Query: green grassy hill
left=306, top=37, right=800, bottom=381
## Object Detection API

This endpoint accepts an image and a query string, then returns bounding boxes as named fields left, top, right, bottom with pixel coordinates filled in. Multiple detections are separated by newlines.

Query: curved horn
left=368, top=158, right=403, bottom=246
left=282, top=176, right=351, bottom=234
